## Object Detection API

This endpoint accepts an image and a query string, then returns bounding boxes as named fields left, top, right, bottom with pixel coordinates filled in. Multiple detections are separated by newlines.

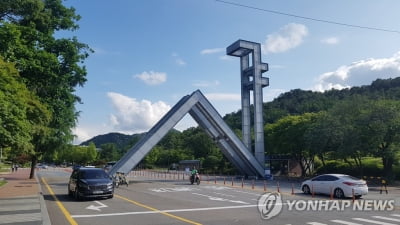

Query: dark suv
left=68, top=167, right=114, bottom=200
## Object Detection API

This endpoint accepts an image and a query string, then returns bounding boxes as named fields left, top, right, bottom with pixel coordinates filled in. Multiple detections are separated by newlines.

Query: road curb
left=36, top=174, right=51, bottom=225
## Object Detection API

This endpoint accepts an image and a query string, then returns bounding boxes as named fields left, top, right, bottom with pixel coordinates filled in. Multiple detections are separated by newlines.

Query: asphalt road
left=38, top=169, right=400, bottom=225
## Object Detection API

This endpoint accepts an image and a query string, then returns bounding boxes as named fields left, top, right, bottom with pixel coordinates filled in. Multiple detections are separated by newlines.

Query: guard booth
left=179, top=160, right=201, bottom=172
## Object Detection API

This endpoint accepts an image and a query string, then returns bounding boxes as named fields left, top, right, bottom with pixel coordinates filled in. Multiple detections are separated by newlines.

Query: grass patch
left=0, top=163, right=11, bottom=173
left=0, top=179, right=7, bottom=187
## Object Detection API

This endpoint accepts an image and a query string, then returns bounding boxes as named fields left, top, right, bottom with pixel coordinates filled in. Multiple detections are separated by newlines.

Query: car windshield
left=80, top=170, right=109, bottom=179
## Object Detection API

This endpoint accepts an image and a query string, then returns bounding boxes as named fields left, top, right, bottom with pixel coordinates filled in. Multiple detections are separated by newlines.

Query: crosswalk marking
left=372, top=215, right=400, bottom=222
left=306, top=223, right=327, bottom=225
left=391, top=214, right=400, bottom=217
left=0, top=197, right=41, bottom=224
left=330, top=220, right=362, bottom=225
left=352, top=218, right=397, bottom=225
left=0, top=213, right=41, bottom=224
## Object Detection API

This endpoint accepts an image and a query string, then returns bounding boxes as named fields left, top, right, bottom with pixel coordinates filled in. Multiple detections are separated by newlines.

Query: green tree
left=304, top=111, right=343, bottom=167
left=99, top=143, right=120, bottom=162
left=265, top=113, right=319, bottom=176
left=359, top=100, right=400, bottom=179
left=0, top=58, right=32, bottom=152
left=0, top=57, right=50, bottom=165
left=86, top=142, right=98, bottom=164
left=0, top=0, right=92, bottom=178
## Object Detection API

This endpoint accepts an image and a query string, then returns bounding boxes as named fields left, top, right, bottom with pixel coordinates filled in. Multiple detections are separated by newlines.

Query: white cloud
left=314, top=51, right=400, bottom=92
left=72, top=127, right=92, bottom=144
left=72, top=123, right=113, bottom=144
left=321, top=37, right=339, bottom=45
left=176, top=58, right=186, bottom=66
left=193, top=80, right=220, bottom=87
left=172, top=53, right=186, bottom=66
left=107, top=92, right=171, bottom=133
left=205, top=93, right=241, bottom=101
left=262, top=23, right=308, bottom=54
left=134, top=71, right=167, bottom=85
left=200, top=48, right=224, bottom=55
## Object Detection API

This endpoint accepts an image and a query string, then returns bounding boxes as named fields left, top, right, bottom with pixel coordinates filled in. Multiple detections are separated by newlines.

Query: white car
left=301, top=174, right=368, bottom=199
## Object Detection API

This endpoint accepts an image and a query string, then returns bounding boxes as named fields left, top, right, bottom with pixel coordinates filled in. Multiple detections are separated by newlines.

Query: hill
left=80, top=132, right=144, bottom=149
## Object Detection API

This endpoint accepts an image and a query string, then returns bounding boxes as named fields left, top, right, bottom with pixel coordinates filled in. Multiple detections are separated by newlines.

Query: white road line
left=307, top=222, right=327, bottom=225
left=212, top=192, right=235, bottom=197
left=392, top=214, right=400, bottom=217
left=372, top=215, right=400, bottom=222
left=232, top=189, right=261, bottom=196
left=192, top=193, right=250, bottom=204
left=72, top=204, right=258, bottom=218
left=330, top=220, right=362, bottom=225
left=352, top=218, right=397, bottom=225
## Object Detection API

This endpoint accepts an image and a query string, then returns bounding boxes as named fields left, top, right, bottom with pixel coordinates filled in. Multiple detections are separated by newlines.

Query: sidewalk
left=0, top=168, right=50, bottom=225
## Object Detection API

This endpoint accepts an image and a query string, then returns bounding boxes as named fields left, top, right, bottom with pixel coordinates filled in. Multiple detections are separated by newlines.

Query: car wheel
left=334, top=188, right=344, bottom=199
left=302, top=185, right=311, bottom=194
left=74, top=188, right=81, bottom=200
left=68, top=186, right=73, bottom=197
left=109, top=194, right=114, bottom=199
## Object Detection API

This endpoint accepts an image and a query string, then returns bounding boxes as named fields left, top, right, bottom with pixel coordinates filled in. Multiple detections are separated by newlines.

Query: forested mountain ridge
left=224, top=77, right=400, bottom=130
left=80, top=132, right=144, bottom=149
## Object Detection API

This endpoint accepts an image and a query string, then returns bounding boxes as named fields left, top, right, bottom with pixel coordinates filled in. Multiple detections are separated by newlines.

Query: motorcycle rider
left=191, top=166, right=198, bottom=180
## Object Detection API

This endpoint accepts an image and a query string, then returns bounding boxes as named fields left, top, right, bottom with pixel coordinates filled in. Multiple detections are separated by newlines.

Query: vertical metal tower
left=227, top=40, right=269, bottom=170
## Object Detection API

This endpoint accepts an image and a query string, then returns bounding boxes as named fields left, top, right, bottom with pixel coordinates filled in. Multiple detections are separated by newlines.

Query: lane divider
left=41, top=177, right=78, bottom=225
left=115, top=194, right=202, bottom=225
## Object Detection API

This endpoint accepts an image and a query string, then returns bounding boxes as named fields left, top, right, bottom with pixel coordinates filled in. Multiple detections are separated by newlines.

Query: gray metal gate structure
left=108, top=90, right=265, bottom=177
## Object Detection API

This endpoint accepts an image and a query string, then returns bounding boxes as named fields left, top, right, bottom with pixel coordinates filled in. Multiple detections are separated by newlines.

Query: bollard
left=380, top=179, right=388, bottom=194
left=215, top=175, right=217, bottom=184
left=241, top=178, right=244, bottom=188
left=330, top=187, right=333, bottom=200
left=224, top=177, right=226, bottom=185
left=277, top=181, right=280, bottom=193
left=231, top=177, right=234, bottom=186
left=207, top=174, right=209, bottom=184
left=291, top=183, right=294, bottom=195
left=252, top=179, right=255, bottom=189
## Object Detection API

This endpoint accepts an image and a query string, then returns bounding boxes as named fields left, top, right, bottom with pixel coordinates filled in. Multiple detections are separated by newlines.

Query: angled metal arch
left=108, top=90, right=265, bottom=177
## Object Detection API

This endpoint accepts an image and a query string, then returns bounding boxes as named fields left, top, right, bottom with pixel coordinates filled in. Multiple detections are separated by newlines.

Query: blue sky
left=64, top=0, right=400, bottom=144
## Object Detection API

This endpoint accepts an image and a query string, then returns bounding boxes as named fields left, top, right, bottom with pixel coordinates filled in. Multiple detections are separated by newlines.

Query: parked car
left=68, top=167, right=114, bottom=200
left=36, top=164, right=48, bottom=169
left=301, top=174, right=368, bottom=199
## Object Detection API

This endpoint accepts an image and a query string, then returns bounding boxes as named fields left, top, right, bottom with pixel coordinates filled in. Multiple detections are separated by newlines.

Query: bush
left=316, top=158, right=385, bottom=178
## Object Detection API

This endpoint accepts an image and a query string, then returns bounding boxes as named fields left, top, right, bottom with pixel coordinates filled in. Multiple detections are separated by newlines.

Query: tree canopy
left=0, top=0, right=91, bottom=178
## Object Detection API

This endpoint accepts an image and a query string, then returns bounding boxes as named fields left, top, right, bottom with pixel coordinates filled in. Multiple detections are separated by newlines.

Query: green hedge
left=316, top=158, right=386, bottom=178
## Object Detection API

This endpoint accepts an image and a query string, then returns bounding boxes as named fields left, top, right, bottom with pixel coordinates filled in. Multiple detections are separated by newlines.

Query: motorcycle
left=190, top=173, right=200, bottom=185
left=113, top=172, right=128, bottom=188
